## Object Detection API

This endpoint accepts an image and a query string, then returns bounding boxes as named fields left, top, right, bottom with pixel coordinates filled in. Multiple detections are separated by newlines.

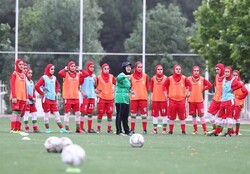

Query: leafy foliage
left=97, top=0, right=142, bottom=76
left=18, top=0, right=104, bottom=80
left=125, top=3, right=204, bottom=77
left=189, top=0, right=250, bottom=81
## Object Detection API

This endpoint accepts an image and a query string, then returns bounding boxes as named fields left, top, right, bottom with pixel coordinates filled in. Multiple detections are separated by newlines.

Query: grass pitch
left=0, top=116, right=250, bottom=174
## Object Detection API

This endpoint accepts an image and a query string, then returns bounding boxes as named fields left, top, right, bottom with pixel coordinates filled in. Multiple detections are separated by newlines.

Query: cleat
left=117, top=133, right=127, bottom=136
left=10, top=130, right=20, bottom=134
left=60, top=128, right=70, bottom=133
left=25, top=130, right=33, bottom=133
left=143, top=130, right=147, bottom=134
left=182, top=131, right=186, bottom=135
left=96, top=130, right=101, bottom=134
left=88, top=129, right=97, bottom=133
left=204, top=131, right=208, bottom=135
left=168, top=131, right=173, bottom=135
left=107, top=130, right=113, bottom=134
left=45, top=129, right=53, bottom=134
left=75, top=129, right=85, bottom=133
left=33, top=130, right=41, bottom=133
left=129, top=130, right=135, bottom=136
left=192, top=131, right=198, bottom=135
left=152, top=130, right=157, bottom=134
left=222, top=133, right=231, bottom=137
left=207, top=132, right=218, bottom=136
left=162, top=130, right=167, bottom=134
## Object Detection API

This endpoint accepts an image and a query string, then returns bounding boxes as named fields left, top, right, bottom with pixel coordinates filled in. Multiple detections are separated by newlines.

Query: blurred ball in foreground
left=129, top=133, right=144, bottom=148
left=61, top=144, right=86, bottom=167
left=44, top=136, right=62, bottom=153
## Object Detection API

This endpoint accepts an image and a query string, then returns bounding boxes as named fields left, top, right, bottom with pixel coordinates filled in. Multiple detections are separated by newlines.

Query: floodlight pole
left=142, top=0, right=146, bottom=73
left=204, top=60, right=209, bottom=114
left=15, top=0, right=19, bottom=61
left=79, top=0, right=83, bottom=69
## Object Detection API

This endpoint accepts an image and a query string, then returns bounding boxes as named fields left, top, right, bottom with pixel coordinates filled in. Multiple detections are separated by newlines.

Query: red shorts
left=168, top=99, right=186, bottom=120
left=218, top=100, right=233, bottom=119
left=25, top=103, right=37, bottom=113
left=188, top=102, right=204, bottom=116
left=130, top=100, right=148, bottom=115
left=232, top=105, right=243, bottom=120
left=42, top=98, right=58, bottom=112
left=151, top=101, right=167, bottom=117
left=81, top=98, right=95, bottom=115
left=12, top=100, right=26, bottom=111
left=64, top=99, right=80, bottom=113
left=208, top=100, right=221, bottom=115
left=97, top=98, right=114, bottom=114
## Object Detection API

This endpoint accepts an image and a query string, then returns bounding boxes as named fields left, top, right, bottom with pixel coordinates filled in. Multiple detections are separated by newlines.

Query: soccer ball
left=44, top=136, right=62, bottom=153
left=129, top=133, right=144, bottom=148
left=61, top=144, right=86, bottom=167
left=60, top=137, right=73, bottom=149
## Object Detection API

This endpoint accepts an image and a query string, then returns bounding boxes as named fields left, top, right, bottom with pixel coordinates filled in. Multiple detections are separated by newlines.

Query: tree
left=97, top=0, right=202, bottom=76
left=125, top=3, right=203, bottom=77
left=0, top=23, right=13, bottom=82
left=0, top=23, right=12, bottom=90
left=0, top=23, right=14, bottom=114
left=97, top=0, right=142, bottom=76
left=18, top=0, right=104, bottom=80
left=188, top=0, right=250, bottom=81
left=0, top=23, right=11, bottom=50
left=0, top=0, right=35, bottom=46
left=146, top=0, right=202, bottom=26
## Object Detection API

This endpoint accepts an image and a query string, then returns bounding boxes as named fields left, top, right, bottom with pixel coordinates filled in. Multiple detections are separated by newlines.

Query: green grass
left=0, top=116, right=250, bottom=174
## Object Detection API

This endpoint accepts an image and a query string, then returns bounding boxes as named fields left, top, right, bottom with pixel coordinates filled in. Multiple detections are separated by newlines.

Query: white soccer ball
left=44, top=136, right=62, bottom=153
left=61, top=144, right=86, bottom=167
left=129, top=133, right=144, bottom=148
left=60, top=137, right=73, bottom=150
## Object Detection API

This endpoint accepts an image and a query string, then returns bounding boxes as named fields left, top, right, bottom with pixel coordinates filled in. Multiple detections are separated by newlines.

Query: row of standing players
left=9, top=59, right=248, bottom=136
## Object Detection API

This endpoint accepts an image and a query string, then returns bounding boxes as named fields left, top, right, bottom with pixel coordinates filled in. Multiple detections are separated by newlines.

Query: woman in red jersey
left=129, top=61, right=150, bottom=135
left=150, top=65, right=168, bottom=134
left=163, top=64, right=192, bottom=134
left=95, top=63, right=116, bottom=133
left=188, top=66, right=212, bottom=135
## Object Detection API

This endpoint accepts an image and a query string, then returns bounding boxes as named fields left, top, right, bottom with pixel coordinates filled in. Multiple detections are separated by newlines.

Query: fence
left=0, top=81, right=7, bottom=114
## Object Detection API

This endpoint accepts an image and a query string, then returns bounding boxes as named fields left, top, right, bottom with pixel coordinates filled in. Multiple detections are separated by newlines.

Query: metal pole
left=204, top=60, right=209, bottom=114
left=15, top=0, right=19, bottom=61
left=142, top=0, right=146, bottom=73
left=79, top=0, right=83, bottom=69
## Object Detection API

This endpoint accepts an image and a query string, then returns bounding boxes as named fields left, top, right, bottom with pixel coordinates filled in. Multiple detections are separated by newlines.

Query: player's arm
left=238, top=84, right=249, bottom=100
left=34, top=78, right=45, bottom=95
left=163, top=78, right=169, bottom=98
left=10, top=72, right=17, bottom=99
left=185, top=77, right=192, bottom=97
left=231, top=79, right=242, bottom=91
left=112, top=75, right=116, bottom=94
left=58, top=68, right=67, bottom=78
left=55, top=79, right=60, bottom=93
left=145, top=75, right=150, bottom=91
left=203, top=78, right=213, bottom=91
left=150, top=77, right=154, bottom=92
